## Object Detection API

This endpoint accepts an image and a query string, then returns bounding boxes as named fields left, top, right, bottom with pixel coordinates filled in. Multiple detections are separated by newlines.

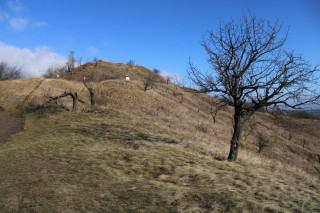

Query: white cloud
left=35, top=21, right=48, bottom=27
left=0, top=10, right=9, bottom=23
left=160, top=70, right=184, bottom=84
left=7, top=0, right=24, bottom=14
left=2, top=1, right=46, bottom=31
left=0, top=42, right=67, bottom=78
left=6, top=1, right=28, bottom=30
left=9, top=17, right=28, bottom=30
left=88, top=46, right=99, bottom=54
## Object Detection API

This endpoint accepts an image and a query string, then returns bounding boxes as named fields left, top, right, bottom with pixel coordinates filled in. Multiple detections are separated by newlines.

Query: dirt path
left=21, top=79, right=45, bottom=106
left=0, top=111, right=22, bottom=143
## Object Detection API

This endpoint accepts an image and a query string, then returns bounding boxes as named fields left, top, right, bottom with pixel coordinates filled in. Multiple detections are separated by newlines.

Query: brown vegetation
left=0, top=61, right=21, bottom=81
left=0, top=62, right=319, bottom=212
left=62, top=59, right=166, bottom=83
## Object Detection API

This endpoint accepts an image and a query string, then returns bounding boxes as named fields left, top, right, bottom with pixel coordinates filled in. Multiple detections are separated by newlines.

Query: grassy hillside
left=62, top=60, right=165, bottom=83
left=0, top=62, right=319, bottom=212
left=307, top=109, right=320, bottom=116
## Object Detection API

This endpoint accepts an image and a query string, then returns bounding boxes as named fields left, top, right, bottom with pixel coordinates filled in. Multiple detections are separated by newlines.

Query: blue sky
left=0, top=0, right=319, bottom=78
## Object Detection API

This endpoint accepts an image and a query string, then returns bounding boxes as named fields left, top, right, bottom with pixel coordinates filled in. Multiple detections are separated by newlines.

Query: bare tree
left=143, top=73, right=158, bottom=91
left=153, top=68, right=160, bottom=75
left=188, top=12, right=319, bottom=161
left=43, top=66, right=57, bottom=79
left=0, top=62, right=21, bottom=80
left=58, top=66, right=67, bottom=77
left=43, top=65, right=67, bottom=78
left=83, top=77, right=95, bottom=105
left=67, top=51, right=76, bottom=74
left=44, top=90, right=79, bottom=112
left=126, top=59, right=135, bottom=66
left=209, top=99, right=227, bottom=124
left=78, top=56, right=83, bottom=67
left=166, top=76, right=171, bottom=85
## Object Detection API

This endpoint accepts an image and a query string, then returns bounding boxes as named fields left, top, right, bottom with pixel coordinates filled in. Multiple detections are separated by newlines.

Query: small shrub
left=0, top=61, right=21, bottom=80
left=165, top=76, right=171, bottom=84
left=126, top=59, right=135, bottom=66
left=143, top=74, right=158, bottom=91
left=43, top=65, right=67, bottom=78
left=196, top=123, right=209, bottom=133
left=23, top=101, right=67, bottom=118
left=288, top=110, right=320, bottom=120
left=255, top=133, right=271, bottom=154
left=93, top=57, right=98, bottom=63
left=153, top=68, right=160, bottom=75
left=156, top=105, right=164, bottom=116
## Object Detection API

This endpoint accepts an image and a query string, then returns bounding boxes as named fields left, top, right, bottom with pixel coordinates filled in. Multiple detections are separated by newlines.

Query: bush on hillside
left=43, top=65, right=67, bottom=78
left=0, top=62, right=21, bottom=81
left=153, top=68, right=160, bottom=75
left=255, top=133, right=271, bottom=154
left=143, top=73, right=158, bottom=91
left=126, top=59, right=135, bottom=66
left=288, top=110, right=320, bottom=120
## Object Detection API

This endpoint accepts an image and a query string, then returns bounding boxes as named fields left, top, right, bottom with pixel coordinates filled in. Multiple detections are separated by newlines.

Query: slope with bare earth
left=0, top=63, right=319, bottom=212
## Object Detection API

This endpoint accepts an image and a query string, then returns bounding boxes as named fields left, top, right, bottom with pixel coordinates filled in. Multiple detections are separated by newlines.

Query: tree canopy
left=0, top=62, right=21, bottom=81
left=188, top=13, right=320, bottom=161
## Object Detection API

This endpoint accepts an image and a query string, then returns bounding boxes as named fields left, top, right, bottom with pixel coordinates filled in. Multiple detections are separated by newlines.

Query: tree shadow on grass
left=0, top=110, right=23, bottom=143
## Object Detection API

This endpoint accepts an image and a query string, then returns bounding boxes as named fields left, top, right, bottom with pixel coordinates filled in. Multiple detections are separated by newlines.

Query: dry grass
left=0, top=111, right=22, bottom=143
left=62, top=60, right=165, bottom=83
left=0, top=64, right=319, bottom=212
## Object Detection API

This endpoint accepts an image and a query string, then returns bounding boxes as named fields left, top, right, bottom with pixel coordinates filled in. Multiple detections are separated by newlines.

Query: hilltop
left=62, top=60, right=166, bottom=83
left=0, top=62, right=319, bottom=212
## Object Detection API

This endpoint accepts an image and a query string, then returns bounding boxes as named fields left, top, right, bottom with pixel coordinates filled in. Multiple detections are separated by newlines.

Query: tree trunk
left=83, top=77, right=95, bottom=106
left=43, top=90, right=79, bottom=112
left=71, top=92, right=78, bottom=112
left=227, top=114, right=243, bottom=161
left=90, top=91, right=95, bottom=106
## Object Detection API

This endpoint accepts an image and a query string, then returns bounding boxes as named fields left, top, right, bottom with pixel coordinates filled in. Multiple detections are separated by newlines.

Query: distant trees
left=43, top=67, right=56, bottom=79
left=188, top=12, right=319, bottom=161
left=0, top=62, right=21, bottom=81
left=126, top=59, right=135, bottom=66
left=287, top=110, right=320, bottom=120
left=78, top=56, right=83, bottom=67
left=153, top=68, right=160, bottom=75
left=43, top=65, right=67, bottom=78
left=67, top=51, right=76, bottom=74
